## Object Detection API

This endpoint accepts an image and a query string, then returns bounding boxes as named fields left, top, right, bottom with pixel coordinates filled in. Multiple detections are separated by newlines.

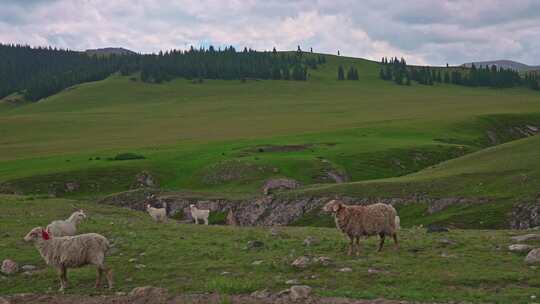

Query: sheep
left=146, top=202, right=167, bottom=223
left=322, top=199, right=399, bottom=255
left=24, top=227, right=113, bottom=291
left=46, top=209, right=87, bottom=237
left=190, top=204, right=209, bottom=225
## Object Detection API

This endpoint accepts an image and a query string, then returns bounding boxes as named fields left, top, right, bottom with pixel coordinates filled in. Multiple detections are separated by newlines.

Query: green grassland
left=1, top=195, right=539, bottom=302
left=0, top=54, right=539, bottom=204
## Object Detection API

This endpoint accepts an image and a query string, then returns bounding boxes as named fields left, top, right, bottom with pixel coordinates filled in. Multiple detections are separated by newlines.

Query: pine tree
left=338, top=66, right=345, bottom=80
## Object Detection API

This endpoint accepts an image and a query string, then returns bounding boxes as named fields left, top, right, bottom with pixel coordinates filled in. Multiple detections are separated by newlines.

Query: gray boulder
left=290, top=285, right=312, bottom=301
left=1, top=259, right=18, bottom=275
left=525, top=248, right=540, bottom=264
left=508, top=244, right=534, bottom=253
left=262, top=178, right=301, bottom=195
left=511, top=234, right=540, bottom=242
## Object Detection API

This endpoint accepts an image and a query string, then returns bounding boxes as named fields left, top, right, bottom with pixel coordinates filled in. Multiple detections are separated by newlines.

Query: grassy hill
left=0, top=53, right=539, bottom=225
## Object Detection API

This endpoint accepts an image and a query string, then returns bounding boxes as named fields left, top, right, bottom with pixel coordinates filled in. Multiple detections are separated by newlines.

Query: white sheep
left=323, top=200, right=400, bottom=255
left=190, top=204, right=209, bottom=225
left=46, top=209, right=87, bottom=237
left=24, top=227, right=113, bottom=291
left=146, top=203, right=167, bottom=222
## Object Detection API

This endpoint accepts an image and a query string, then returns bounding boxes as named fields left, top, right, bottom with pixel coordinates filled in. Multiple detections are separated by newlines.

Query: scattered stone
left=139, top=252, right=146, bottom=256
left=115, top=292, right=127, bottom=296
left=309, top=275, right=319, bottom=279
left=367, top=268, right=390, bottom=275
left=427, top=225, right=450, bottom=233
left=339, top=267, right=353, bottom=272
left=290, top=285, right=312, bottom=301
left=0, top=297, right=9, bottom=304
left=511, top=234, right=540, bottom=242
left=250, top=289, right=271, bottom=299
left=508, top=244, right=534, bottom=253
left=247, top=240, right=265, bottom=250
left=64, top=181, right=80, bottom=192
left=525, top=248, right=540, bottom=264
left=135, top=264, right=146, bottom=269
left=291, top=256, right=311, bottom=269
left=132, top=171, right=158, bottom=188
left=303, top=236, right=320, bottom=247
left=269, top=227, right=280, bottom=237
left=1, top=259, right=18, bottom=275
left=441, top=252, right=457, bottom=258
left=129, top=258, right=138, bottom=263
left=221, top=271, right=231, bottom=276
left=252, top=260, right=264, bottom=265
left=286, top=279, right=300, bottom=285
left=125, top=277, right=133, bottom=282
left=129, top=286, right=168, bottom=299
left=21, top=265, right=37, bottom=271
left=438, top=238, right=457, bottom=246
left=313, top=256, right=332, bottom=266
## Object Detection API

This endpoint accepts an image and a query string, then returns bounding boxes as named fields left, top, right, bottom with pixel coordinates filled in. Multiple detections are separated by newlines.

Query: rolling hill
left=462, top=59, right=540, bottom=71
left=0, top=52, right=539, bottom=228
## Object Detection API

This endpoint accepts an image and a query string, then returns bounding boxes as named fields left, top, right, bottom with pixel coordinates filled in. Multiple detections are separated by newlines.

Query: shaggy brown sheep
left=323, top=200, right=399, bottom=255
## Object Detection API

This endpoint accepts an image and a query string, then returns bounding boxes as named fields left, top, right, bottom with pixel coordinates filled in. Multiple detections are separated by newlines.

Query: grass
left=1, top=194, right=539, bottom=302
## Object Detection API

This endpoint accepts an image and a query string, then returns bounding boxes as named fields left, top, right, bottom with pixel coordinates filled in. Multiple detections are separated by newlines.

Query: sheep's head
left=322, top=200, right=343, bottom=213
left=24, top=227, right=50, bottom=242
left=70, top=209, right=87, bottom=223
left=190, top=204, right=196, bottom=209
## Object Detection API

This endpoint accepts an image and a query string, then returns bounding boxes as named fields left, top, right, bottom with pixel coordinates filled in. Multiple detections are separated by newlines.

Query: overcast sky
left=1, top=0, right=539, bottom=65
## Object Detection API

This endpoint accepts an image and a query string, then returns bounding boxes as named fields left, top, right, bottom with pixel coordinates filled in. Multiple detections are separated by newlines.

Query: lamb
left=190, top=204, right=209, bottom=225
left=146, top=203, right=167, bottom=222
left=24, top=227, right=113, bottom=291
left=323, top=199, right=399, bottom=255
left=46, top=209, right=87, bottom=237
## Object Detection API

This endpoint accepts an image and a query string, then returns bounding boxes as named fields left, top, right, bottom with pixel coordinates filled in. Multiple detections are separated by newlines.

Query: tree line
left=379, top=56, right=535, bottom=89
left=338, top=66, right=359, bottom=80
left=0, top=44, right=326, bottom=101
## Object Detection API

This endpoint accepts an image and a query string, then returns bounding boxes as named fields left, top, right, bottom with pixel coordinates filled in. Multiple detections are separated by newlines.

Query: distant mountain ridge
left=85, top=47, right=136, bottom=56
left=462, top=60, right=540, bottom=72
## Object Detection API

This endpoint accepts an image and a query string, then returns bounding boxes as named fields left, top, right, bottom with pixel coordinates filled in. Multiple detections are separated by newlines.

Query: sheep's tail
left=394, top=216, right=401, bottom=230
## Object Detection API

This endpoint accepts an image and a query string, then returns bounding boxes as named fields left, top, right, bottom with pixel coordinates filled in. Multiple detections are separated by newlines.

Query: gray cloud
left=0, top=0, right=538, bottom=65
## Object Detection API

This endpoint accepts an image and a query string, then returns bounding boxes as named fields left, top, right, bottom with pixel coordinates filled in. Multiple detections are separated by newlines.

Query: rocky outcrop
left=509, top=197, right=540, bottom=229
left=132, top=171, right=158, bottom=189
left=99, top=189, right=498, bottom=227
left=262, top=178, right=301, bottom=195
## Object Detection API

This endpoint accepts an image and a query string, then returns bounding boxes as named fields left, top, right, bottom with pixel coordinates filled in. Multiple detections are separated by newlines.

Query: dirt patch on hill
left=4, top=293, right=422, bottom=304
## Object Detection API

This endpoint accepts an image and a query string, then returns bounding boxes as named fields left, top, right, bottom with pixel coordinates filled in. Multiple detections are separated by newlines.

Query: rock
left=129, top=258, right=138, bottom=263
left=250, top=289, right=271, bottom=299
left=269, top=227, right=280, bottom=237
left=441, top=252, right=457, bottom=258
left=252, top=260, right=264, bottom=265
left=303, top=236, right=320, bottom=246
left=511, top=234, right=540, bottom=242
left=0, top=297, right=9, bottom=304
left=135, top=264, right=146, bottom=269
left=125, top=277, right=133, bottom=282
left=508, top=244, right=534, bottom=253
left=115, top=292, right=127, bottom=296
left=438, top=238, right=457, bottom=246
left=339, top=267, right=352, bottom=272
left=510, top=198, right=540, bottom=229
left=221, top=271, right=231, bottom=276
left=132, top=171, right=158, bottom=188
left=129, top=286, right=168, bottom=299
left=247, top=240, right=265, bottom=250
left=21, top=265, right=37, bottom=271
left=285, top=279, right=300, bottom=285
left=1, top=259, right=18, bottom=275
left=367, top=268, right=389, bottom=274
left=525, top=248, right=540, bottom=264
left=262, top=178, right=301, bottom=195
left=289, top=285, right=312, bottom=301
left=313, top=256, right=332, bottom=266
left=426, top=225, right=450, bottom=233
left=64, top=181, right=80, bottom=192
left=291, top=256, right=310, bottom=268
left=226, top=209, right=238, bottom=226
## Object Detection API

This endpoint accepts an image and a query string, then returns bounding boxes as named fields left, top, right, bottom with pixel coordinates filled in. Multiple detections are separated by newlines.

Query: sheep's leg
left=355, top=237, right=362, bottom=256
left=204, top=217, right=209, bottom=225
left=392, top=233, right=399, bottom=250
left=105, top=267, right=113, bottom=289
left=347, top=236, right=354, bottom=256
left=194, top=217, right=198, bottom=225
left=95, top=267, right=103, bottom=288
left=378, top=233, right=386, bottom=252
left=59, top=265, right=68, bottom=291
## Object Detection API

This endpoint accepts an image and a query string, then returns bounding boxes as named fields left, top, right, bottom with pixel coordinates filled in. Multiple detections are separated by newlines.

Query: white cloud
left=0, top=0, right=538, bottom=65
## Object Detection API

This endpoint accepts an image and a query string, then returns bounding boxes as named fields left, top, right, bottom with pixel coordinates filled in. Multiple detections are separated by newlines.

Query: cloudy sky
left=1, top=0, right=539, bottom=65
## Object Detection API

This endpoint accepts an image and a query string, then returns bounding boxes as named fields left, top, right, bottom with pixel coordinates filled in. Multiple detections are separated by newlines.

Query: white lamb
left=24, top=227, right=113, bottom=291
left=46, top=209, right=87, bottom=237
left=190, top=204, right=209, bottom=225
left=146, top=203, right=167, bottom=222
